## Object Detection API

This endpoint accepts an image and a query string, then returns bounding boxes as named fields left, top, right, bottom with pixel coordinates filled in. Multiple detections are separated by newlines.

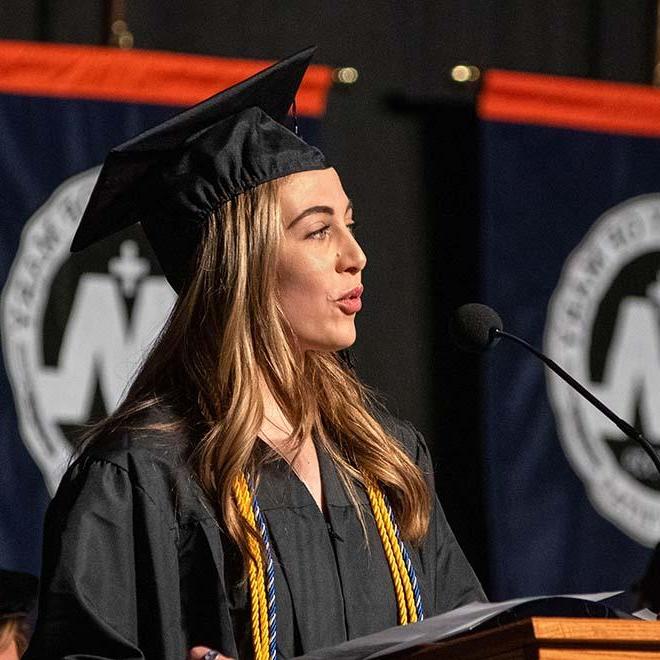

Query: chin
left=303, top=333, right=357, bottom=353
left=297, top=319, right=357, bottom=353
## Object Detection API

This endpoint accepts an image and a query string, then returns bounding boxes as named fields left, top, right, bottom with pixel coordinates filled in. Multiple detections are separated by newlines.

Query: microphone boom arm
left=492, top=328, right=660, bottom=476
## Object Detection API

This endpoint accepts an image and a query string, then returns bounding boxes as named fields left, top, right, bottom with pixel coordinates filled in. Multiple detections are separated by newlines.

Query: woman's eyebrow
left=287, top=199, right=353, bottom=229
left=288, top=205, right=333, bottom=228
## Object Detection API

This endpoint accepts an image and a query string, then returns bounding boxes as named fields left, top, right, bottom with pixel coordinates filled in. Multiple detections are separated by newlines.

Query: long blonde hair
left=84, top=176, right=431, bottom=565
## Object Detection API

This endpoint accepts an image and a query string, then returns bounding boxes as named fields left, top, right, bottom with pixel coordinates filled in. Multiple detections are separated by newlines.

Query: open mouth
left=337, top=285, right=363, bottom=302
left=336, top=285, right=363, bottom=314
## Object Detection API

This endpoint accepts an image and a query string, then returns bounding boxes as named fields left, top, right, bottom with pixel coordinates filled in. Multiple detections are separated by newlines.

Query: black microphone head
left=449, top=303, right=503, bottom=353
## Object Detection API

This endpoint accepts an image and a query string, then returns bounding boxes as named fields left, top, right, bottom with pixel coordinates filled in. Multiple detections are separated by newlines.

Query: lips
left=336, top=285, right=363, bottom=314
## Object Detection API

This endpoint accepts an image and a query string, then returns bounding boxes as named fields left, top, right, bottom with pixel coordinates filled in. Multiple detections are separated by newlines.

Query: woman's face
left=277, top=167, right=367, bottom=352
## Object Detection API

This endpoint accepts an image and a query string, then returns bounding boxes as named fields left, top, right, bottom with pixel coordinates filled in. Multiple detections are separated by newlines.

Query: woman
left=25, top=48, right=484, bottom=660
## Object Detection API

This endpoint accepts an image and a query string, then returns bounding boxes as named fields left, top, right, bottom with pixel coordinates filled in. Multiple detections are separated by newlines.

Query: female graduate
left=25, top=47, right=485, bottom=660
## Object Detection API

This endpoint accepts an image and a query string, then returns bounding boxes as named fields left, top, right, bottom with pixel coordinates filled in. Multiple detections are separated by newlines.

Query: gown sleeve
left=408, top=423, right=488, bottom=614
left=24, top=454, right=186, bottom=660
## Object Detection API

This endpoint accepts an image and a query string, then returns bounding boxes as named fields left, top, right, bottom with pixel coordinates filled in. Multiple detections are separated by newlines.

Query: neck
left=258, top=372, right=295, bottom=450
left=257, top=371, right=324, bottom=512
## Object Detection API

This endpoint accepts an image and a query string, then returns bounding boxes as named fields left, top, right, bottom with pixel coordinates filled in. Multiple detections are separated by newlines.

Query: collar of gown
left=254, top=440, right=352, bottom=511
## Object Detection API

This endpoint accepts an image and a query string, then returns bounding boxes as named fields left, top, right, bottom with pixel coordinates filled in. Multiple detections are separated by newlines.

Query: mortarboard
left=0, top=569, right=38, bottom=619
left=71, top=46, right=328, bottom=292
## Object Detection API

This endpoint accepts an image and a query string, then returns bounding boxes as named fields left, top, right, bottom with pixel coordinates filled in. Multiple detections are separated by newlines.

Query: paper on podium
left=296, top=592, right=623, bottom=660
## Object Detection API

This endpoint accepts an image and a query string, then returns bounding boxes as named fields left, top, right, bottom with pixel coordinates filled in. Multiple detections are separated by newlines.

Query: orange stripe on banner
left=478, top=69, right=660, bottom=138
left=0, top=39, right=332, bottom=116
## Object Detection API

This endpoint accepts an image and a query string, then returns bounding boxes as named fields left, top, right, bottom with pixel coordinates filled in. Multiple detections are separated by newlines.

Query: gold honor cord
left=232, top=473, right=270, bottom=660
left=364, top=479, right=419, bottom=624
left=232, top=472, right=423, bottom=659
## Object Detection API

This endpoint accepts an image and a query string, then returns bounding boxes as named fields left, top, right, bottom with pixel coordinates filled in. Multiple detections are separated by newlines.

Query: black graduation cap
left=71, top=46, right=328, bottom=292
left=0, top=569, right=38, bottom=619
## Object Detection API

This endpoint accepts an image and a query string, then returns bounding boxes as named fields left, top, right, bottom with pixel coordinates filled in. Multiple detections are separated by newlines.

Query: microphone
left=449, top=303, right=503, bottom=353
left=449, top=303, right=660, bottom=476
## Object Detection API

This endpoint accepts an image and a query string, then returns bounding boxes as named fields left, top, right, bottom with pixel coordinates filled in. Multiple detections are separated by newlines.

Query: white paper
left=296, top=592, right=622, bottom=660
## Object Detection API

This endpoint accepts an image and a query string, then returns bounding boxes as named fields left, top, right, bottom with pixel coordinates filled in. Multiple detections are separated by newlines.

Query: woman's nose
left=336, top=231, right=367, bottom=273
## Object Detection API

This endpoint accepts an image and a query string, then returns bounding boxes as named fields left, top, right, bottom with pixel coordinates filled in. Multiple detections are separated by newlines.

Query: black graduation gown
left=24, top=407, right=485, bottom=659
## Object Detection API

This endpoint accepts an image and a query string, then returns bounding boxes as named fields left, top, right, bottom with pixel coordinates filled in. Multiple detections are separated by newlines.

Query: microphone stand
left=492, top=327, right=660, bottom=477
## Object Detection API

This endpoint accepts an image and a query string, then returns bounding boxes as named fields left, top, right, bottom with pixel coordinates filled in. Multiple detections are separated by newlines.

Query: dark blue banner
left=480, top=70, right=660, bottom=600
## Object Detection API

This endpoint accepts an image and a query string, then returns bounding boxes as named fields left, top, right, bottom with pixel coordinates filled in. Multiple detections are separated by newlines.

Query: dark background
left=1, top=0, right=656, bottom=593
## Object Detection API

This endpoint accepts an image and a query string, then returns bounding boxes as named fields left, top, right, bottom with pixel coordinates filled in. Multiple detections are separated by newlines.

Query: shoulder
left=82, top=402, right=189, bottom=464
left=59, top=403, right=210, bottom=525
left=369, top=401, right=433, bottom=473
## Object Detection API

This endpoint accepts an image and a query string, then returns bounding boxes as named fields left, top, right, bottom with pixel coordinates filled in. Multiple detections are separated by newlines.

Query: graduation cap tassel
left=291, top=98, right=301, bottom=137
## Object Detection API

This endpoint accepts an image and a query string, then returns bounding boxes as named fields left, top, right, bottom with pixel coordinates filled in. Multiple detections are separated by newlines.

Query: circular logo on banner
left=546, top=194, right=660, bottom=546
left=1, top=169, right=176, bottom=494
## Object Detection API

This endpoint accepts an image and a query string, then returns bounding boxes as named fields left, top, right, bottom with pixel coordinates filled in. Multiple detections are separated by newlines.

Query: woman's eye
left=308, top=225, right=331, bottom=240
left=347, top=221, right=357, bottom=235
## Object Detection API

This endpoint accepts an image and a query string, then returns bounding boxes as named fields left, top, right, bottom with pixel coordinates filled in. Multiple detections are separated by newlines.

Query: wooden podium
left=394, top=617, right=660, bottom=659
